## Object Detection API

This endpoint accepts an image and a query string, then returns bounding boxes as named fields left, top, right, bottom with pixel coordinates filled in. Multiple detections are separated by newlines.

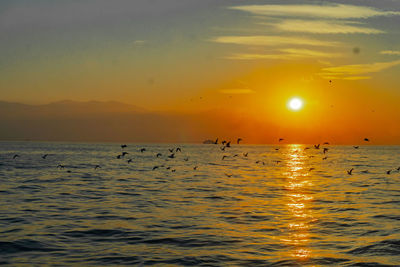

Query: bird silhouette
left=168, top=153, right=175, bottom=159
left=140, top=148, right=146, bottom=153
left=353, top=146, right=359, bottom=149
left=153, top=166, right=159, bottom=170
left=193, top=166, right=198, bottom=170
left=220, top=146, right=226, bottom=151
left=116, top=155, right=122, bottom=159
left=323, top=142, right=330, bottom=145
left=323, top=148, right=329, bottom=154
left=226, top=141, right=231, bottom=148
left=42, top=154, right=48, bottom=159
left=57, top=164, right=65, bottom=169
left=279, top=138, right=284, bottom=142
left=347, top=168, right=354, bottom=175
left=364, top=138, right=370, bottom=142
left=127, top=159, right=133, bottom=164
left=243, top=152, right=248, bottom=157
left=168, top=148, right=174, bottom=153
left=237, top=138, right=242, bottom=144
left=176, top=147, right=181, bottom=152
left=309, top=168, right=315, bottom=171
left=322, top=156, right=328, bottom=160
left=171, top=169, right=176, bottom=172
left=94, top=165, right=101, bottom=169
left=222, top=155, right=228, bottom=160
left=121, top=144, right=127, bottom=149
left=156, top=153, right=162, bottom=157
left=386, top=170, right=391, bottom=175
left=314, top=144, right=320, bottom=149
left=13, top=154, right=19, bottom=159
left=214, top=138, right=218, bottom=144
left=122, top=152, right=129, bottom=156
left=222, top=140, right=227, bottom=145
left=233, top=154, right=238, bottom=157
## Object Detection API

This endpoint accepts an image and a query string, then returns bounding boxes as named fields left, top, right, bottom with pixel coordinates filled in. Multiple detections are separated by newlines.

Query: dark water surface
left=1, top=142, right=400, bottom=266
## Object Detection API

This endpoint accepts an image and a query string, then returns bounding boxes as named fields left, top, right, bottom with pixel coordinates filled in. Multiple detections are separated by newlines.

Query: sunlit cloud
left=213, top=36, right=338, bottom=47
left=319, top=60, right=400, bottom=79
left=380, top=50, right=400, bottom=55
left=230, top=3, right=400, bottom=19
left=225, top=48, right=340, bottom=61
left=279, top=48, right=341, bottom=58
left=271, top=20, right=383, bottom=34
left=219, top=89, right=255, bottom=94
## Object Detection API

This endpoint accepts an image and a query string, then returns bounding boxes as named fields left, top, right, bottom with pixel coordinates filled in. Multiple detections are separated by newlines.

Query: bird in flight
left=314, top=144, right=320, bottom=149
left=156, top=153, right=162, bottom=157
left=176, top=147, right=181, bottom=152
left=122, top=152, right=129, bottom=157
left=347, top=168, right=354, bottom=175
left=94, top=165, right=101, bottom=169
left=222, top=155, right=228, bottom=160
left=364, top=138, right=370, bottom=142
left=140, top=148, right=146, bottom=153
left=279, top=138, right=284, bottom=142
left=323, top=148, right=329, bottom=154
left=237, top=138, right=242, bottom=144
left=127, top=159, right=133, bottom=164
left=353, top=146, right=359, bottom=149
left=193, top=166, right=198, bottom=170
left=42, top=154, right=48, bottom=159
left=13, top=154, right=19, bottom=159
left=323, top=142, right=330, bottom=145
left=214, top=138, right=218, bottom=144
left=168, top=153, right=175, bottom=159
left=121, top=144, right=127, bottom=149
left=243, top=152, right=248, bottom=157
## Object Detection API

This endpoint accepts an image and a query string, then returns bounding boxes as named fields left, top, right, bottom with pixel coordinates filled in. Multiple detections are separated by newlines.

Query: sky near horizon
left=1, top=0, right=400, bottom=143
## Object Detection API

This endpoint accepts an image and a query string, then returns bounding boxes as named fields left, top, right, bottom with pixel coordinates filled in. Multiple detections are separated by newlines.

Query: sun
left=288, top=97, right=303, bottom=111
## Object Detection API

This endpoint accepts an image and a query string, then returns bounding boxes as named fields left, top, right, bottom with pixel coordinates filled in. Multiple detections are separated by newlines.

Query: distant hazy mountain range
left=0, top=100, right=241, bottom=143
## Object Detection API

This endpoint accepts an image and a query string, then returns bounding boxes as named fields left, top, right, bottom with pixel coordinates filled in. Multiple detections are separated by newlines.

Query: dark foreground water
left=0, top=142, right=400, bottom=266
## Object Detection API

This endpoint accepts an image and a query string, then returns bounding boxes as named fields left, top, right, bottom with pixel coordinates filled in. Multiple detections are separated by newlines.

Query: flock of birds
left=9, top=137, right=400, bottom=176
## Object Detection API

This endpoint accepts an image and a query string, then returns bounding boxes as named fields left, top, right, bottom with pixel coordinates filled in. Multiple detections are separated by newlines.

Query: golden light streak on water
left=282, top=144, right=315, bottom=261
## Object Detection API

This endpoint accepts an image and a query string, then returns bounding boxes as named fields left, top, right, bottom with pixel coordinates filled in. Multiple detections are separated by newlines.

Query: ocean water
left=1, top=141, right=400, bottom=266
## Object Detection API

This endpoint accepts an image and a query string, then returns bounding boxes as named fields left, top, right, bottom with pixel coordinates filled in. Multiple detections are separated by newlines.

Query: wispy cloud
left=225, top=48, right=340, bottom=61
left=319, top=60, right=400, bottom=79
left=213, top=36, right=338, bottom=47
left=219, top=89, right=255, bottom=94
left=230, top=3, right=400, bottom=19
left=279, top=48, right=341, bottom=58
left=270, top=20, right=383, bottom=34
left=380, top=50, right=400, bottom=55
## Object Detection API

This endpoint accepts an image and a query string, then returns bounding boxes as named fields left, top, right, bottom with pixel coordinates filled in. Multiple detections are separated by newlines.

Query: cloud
left=225, top=48, right=340, bottom=60
left=279, top=48, right=341, bottom=58
left=380, top=50, right=400, bottom=55
left=213, top=36, right=338, bottom=47
left=229, top=3, right=400, bottom=19
left=270, top=20, right=384, bottom=34
left=219, top=89, right=255, bottom=94
left=319, top=60, right=400, bottom=79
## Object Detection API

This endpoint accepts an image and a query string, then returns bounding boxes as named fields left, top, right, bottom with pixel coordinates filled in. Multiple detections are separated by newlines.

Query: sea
left=1, top=141, right=399, bottom=266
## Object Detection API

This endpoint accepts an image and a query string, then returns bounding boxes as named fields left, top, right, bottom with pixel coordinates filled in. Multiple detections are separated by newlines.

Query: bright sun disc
left=288, top=97, right=303, bottom=111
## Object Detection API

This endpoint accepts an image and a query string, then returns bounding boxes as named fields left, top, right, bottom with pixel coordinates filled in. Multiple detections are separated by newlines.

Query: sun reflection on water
left=281, top=144, right=315, bottom=261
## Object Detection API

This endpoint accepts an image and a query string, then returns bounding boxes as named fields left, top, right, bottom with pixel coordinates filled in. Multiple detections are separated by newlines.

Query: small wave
left=0, top=239, right=60, bottom=254
left=348, top=239, right=400, bottom=256
left=142, top=237, right=240, bottom=247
